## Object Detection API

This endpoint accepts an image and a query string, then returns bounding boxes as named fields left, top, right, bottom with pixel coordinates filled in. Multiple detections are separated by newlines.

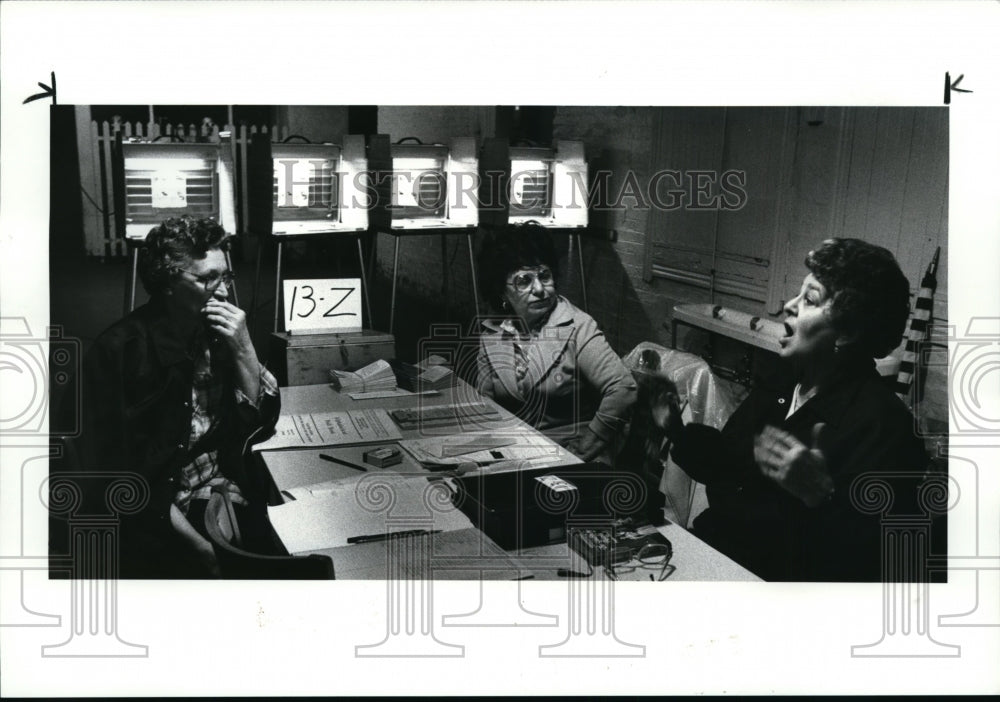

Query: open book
left=329, top=359, right=396, bottom=393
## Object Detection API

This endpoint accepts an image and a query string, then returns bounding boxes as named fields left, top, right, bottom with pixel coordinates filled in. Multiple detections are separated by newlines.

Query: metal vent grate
left=124, top=166, right=217, bottom=221
left=390, top=167, right=447, bottom=219
left=120, top=145, right=222, bottom=227
left=510, top=166, right=552, bottom=217
left=273, top=159, right=339, bottom=218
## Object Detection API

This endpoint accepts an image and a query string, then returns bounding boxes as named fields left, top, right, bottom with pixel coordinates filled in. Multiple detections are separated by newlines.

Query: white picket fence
left=81, top=120, right=291, bottom=257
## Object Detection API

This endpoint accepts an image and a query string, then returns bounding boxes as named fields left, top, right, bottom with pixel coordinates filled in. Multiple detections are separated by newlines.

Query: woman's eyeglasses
left=507, top=268, right=554, bottom=293
left=181, top=269, right=235, bottom=293
left=607, top=541, right=675, bottom=582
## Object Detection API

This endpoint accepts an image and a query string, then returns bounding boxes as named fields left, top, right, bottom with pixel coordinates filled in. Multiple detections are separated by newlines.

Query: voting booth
left=479, top=138, right=592, bottom=310
left=245, top=134, right=394, bottom=378
left=112, top=136, right=238, bottom=312
left=366, top=135, right=482, bottom=333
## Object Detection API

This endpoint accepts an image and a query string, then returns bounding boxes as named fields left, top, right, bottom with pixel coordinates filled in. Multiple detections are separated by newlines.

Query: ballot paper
left=398, top=429, right=567, bottom=468
left=347, top=388, right=441, bottom=401
left=280, top=478, right=360, bottom=503
left=438, top=433, right=518, bottom=457
left=253, top=408, right=402, bottom=451
left=267, top=473, right=471, bottom=553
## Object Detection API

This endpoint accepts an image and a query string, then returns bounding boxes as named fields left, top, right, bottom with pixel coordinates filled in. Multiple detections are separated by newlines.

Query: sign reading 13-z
left=283, top=278, right=363, bottom=334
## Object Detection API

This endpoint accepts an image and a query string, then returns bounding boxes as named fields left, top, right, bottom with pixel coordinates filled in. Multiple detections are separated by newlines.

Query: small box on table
left=363, top=446, right=403, bottom=468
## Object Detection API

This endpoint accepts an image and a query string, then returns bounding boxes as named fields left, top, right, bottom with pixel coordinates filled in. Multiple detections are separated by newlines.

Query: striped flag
left=894, top=247, right=940, bottom=404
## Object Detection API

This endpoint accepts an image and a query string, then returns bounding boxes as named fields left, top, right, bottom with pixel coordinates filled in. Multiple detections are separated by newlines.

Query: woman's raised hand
left=203, top=299, right=253, bottom=356
left=566, top=427, right=608, bottom=462
left=754, top=423, right=835, bottom=507
left=653, top=389, right=685, bottom=444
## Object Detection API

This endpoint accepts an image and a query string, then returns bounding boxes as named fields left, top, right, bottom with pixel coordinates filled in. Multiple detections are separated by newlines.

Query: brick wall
left=552, top=106, right=749, bottom=358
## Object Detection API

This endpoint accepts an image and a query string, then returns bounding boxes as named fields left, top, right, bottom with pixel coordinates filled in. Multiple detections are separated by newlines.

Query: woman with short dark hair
left=137, top=215, right=231, bottom=295
left=662, top=238, right=929, bottom=581
left=800, top=237, right=912, bottom=359
left=476, top=223, right=636, bottom=461
left=78, top=216, right=279, bottom=578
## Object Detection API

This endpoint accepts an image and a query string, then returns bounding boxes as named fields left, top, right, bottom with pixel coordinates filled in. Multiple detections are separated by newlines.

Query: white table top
left=262, top=381, right=578, bottom=495
left=257, top=381, right=761, bottom=582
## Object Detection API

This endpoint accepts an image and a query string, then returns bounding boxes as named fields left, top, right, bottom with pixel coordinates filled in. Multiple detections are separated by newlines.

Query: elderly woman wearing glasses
left=77, top=216, right=279, bottom=578
left=476, top=224, right=637, bottom=462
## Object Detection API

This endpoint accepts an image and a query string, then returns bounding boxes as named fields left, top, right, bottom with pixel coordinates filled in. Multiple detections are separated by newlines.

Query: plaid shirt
left=174, top=343, right=279, bottom=513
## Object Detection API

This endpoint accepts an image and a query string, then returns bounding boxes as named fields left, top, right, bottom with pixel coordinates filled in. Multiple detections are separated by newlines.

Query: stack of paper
left=390, top=359, right=456, bottom=392
left=330, top=359, right=396, bottom=393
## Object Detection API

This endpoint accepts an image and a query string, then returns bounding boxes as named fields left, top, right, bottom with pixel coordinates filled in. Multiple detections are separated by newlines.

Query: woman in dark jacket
left=77, top=216, right=279, bottom=578
left=664, top=238, right=929, bottom=581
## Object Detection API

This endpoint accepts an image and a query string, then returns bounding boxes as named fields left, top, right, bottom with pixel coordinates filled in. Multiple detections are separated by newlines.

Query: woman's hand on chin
left=203, top=299, right=254, bottom=357
left=753, top=423, right=835, bottom=507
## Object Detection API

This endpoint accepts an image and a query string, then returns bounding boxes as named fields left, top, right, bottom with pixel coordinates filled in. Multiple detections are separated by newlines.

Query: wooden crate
left=268, top=330, right=396, bottom=386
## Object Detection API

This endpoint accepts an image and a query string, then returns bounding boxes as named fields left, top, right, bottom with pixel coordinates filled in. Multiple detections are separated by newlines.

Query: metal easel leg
left=389, top=235, right=401, bottom=334
left=573, top=232, right=588, bottom=312
left=223, top=249, right=239, bottom=307
left=357, top=236, right=374, bottom=329
left=272, top=241, right=284, bottom=334
left=466, top=232, right=480, bottom=319
left=125, top=246, right=140, bottom=314
left=249, top=234, right=264, bottom=337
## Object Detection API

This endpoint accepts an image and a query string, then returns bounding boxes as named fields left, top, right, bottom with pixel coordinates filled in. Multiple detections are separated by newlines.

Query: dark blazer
left=670, top=351, right=929, bottom=582
left=76, top=298, right=280, bottom=578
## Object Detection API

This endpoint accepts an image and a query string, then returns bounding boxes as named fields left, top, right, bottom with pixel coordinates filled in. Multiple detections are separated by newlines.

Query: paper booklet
left=253, top=408, right=402, bottom=451
left=329, top=359, right=396, bottom=393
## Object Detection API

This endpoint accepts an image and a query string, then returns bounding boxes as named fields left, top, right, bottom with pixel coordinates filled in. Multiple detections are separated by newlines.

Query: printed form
left=253, top=408, right=403, bottom=451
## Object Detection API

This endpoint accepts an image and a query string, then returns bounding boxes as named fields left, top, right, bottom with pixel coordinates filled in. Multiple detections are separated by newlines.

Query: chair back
left=204, top=490, right=335, bottom=580
left=205, top=488, right=244, bottom=546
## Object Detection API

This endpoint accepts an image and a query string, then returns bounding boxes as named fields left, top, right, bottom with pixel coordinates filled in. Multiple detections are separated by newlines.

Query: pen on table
left=346, top=528, right=442, bottom=545
left=319, top=453, right=367, bottom=472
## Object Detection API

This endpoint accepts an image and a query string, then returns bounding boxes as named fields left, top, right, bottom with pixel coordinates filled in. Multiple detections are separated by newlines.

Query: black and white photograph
left=2, top=1, right=998, bottom=697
